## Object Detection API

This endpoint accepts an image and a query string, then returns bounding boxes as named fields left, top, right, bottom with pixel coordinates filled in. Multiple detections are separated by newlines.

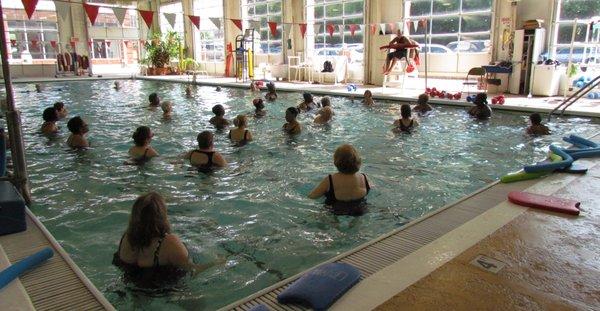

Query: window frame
left=549, top=0, right=600, bottom=63
left=242, top=0, right=283, bottom=55
left=192, top=0, right=225, bottom=62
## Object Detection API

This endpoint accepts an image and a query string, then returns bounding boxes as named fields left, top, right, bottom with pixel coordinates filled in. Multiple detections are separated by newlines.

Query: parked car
left=447, top=40, right=490, bottom=53
left=541, top=47, right=600, bottom=64
left=418, top=44, right=453, bottom=54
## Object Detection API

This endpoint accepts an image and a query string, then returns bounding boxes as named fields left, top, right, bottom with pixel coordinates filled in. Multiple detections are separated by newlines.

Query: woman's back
left=118, top=233, right=170, bottom=268
left=328, top=173, right=369, bottom=201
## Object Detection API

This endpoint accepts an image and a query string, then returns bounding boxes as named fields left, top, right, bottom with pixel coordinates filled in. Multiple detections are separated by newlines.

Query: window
left=242, top=0, right=282, bottom=55
left=4, top=0, right=58, bottom=62
left=404, top=0, right=493, bottom=54
left=193, top=0, right=225, bottom=61
left=91, top=39, right=119, bottom=59
left=306, top=0, right=365, bottom=64
left=551, top=0, right=600, bottom=63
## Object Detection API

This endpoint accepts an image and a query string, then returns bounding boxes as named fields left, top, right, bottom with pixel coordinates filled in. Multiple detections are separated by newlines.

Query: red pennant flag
left=21, top=0, right=39, bottom=19
left=267, top=21, right=278, bottom=37
left=87, top=40, right=92, bottom=48
left=188, top=15, right=200, bottom=29
left=326, top=24, right=335, bottom=37
left=299, top=23, right=307, bottom=39
left=419, top=19, right=427, bottom=29
left=83, top=3, right=100, bottom=25
left=50, top=40, right=57, bottom=49
left=31, top=39, right=38, bottom=47
left=10, top=39, right=17, bottom=47
left=70, top=41, right=76, bottom=49
left=349, top=24, right=358, bottom=36
left=231, top=19, right=243, bottom=31
left=139, top=10, right=154, bottom=28
left=388, top=22, right=396, bottom=32
left=370, top=24, right=377, bottom=35
left=406, top=20, right=413, bottom=31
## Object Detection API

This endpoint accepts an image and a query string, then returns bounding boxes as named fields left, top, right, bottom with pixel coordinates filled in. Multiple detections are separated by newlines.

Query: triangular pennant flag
left=21, top=0, right=39, bottom=19
left=188, top=15, right=200, bottom=29
left=413, top=20, right=419, bottom=32
left=112, top=7, right=127, bottom=26
left=87, top=40, right=92, bottom=48
left=299, top=23, right=307, bottom=39
left=163, top=13, right=176, bottom=29
left=209, top=17, right=221, bottom=30
left=326, top=24, right=335, bottom=37
left=268, top=21, right=278, bottom=37
left=370, top=24, right=377, bottom=35
left=10, top=40, right=16, bottom=47
left=397, top=21, right=404, bottom=33
left=406, top=20, right=413, bottom=32
left=50, top=40, right=57, bottom=49
left=106, top=41, right=111, bottom=47
left=31, top=39, right=38, bottom=47
left=250, top=20, right=261, bottom=30
left=349, top=24, right=358, bottom=37
left=139, top=10, right=154, bottom=28
left=283, top=24, right=291, bottom=39
left=70, top=41, right=76, bottom=49
left=419, top=18, right=427, bottom=29
left=231, top=19, right=243, bottom=31
left=359, top=24, right=365, bottom=34
left=338, top=24, right=345, bottom=37
left=83, top=3, right=100, bottom=25
left=380, top=23, right=386, bottom=34
left=388, top=22, right=396, bottom=33
left=54, top=1, right=70, bottom=21
left=314, top=23, right=322, bottom=35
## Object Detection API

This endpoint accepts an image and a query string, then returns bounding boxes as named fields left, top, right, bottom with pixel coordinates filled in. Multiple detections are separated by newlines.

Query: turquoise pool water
left=4, top=79, right=600, bottom=310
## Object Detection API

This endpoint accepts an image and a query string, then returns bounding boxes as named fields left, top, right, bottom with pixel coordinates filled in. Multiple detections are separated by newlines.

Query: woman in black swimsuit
left=393, top=104, right=419, bottom=134
left=228, top=115, right=253, bottom=145
left=113, top=192, right=222, bottom=288
left=309, top=144, right=372, bottom=216
left=128, top=126, right=158, bottom=163
left=185, top=131, right=227, bottom=172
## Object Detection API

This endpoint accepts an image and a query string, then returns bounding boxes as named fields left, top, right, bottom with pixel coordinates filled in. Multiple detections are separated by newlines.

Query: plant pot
left=147, top=67, right=156, bottom=75
left=155, top=67, right=169, bottom=75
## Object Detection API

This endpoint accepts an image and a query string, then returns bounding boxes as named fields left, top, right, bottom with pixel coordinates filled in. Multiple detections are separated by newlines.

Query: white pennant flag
left=380, top=23, right=386, bottom=35
left=163, top=13, right=177, bottom=29
left=283, top=23, right=291, bottom=39
left=250, top=20, right=261, bottom=31
left=338, top=24, right=345, bottom=37
left=209, top=17, right=221, bottom=30
left=414, top=20, right=419, bottom=32
left=359, top=24, right=365, bottom=33
left=54, top=1, right=70, bottom=21
left=112, top=7, right=127, bottom=26
left=397, top=22, right=404, bottom=33
left=314, top=23, right=321, bottom=35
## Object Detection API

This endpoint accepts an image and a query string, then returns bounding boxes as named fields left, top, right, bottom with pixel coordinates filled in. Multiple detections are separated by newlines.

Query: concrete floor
left=375, top=163, right=600, bottom=310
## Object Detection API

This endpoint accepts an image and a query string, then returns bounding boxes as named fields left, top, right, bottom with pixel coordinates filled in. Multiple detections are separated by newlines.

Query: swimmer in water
left=185, top=131, right=228, bottom=171
left=128, top=126, right=159, bottom=162
left=412, top=93, right=432, bottom=115
left=35, top=84, right=42, bottom=93
left=314, top=106, right=333, bottom=124
left=283, top=107, right=302, bottom=135
left=185, top=85, right=193, bottom=98
left=253, top=98, right=266, bottom=117
left=265, top=82, right=278, bottom=101
left=393, top=104, right=419, bottom=133
left=161, top=101, right=173, bottom=119
left=41, top=107, right=59, bottom=135
left=149, top=93, right=160, bottom=108
left=297, top=93, right=318, bottom=112
left=468, top=93, right=492, bottom=120
left=526, top=113, right=550, bottom=136
left=209, top=104, right=230, bottom=130
left=54, top=102, right=68, bottom=119
left=228, top=115, right=253, bottom=145
left=362, top=90, right=375, bottom=106
left=66, top=116, right=89, bottom=148
left=114, top=81, right=121, bottom=90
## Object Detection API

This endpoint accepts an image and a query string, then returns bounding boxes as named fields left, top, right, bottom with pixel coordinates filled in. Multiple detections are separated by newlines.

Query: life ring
left=64, top=52, right=72, bottom=71
left=57, top=54, right=66, bottom=71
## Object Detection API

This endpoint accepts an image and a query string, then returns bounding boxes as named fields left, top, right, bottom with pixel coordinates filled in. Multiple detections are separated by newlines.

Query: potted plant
left=143, top=31, right=182, bottom=75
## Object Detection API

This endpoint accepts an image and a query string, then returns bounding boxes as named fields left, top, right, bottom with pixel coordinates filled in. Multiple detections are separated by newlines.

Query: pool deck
left=0, top=208, right=114, bottom=311
left=220, top=135, right=600, bottom=311
left=9, top=74, right=600, bottom=118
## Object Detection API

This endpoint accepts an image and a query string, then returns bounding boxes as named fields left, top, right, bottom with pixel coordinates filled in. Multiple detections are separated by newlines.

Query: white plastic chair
left=287, top=52, right=302, bottom=82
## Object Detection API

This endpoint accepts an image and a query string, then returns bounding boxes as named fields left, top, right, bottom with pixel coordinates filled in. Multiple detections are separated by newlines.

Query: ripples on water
left=3, top=80, right=599, bottom=310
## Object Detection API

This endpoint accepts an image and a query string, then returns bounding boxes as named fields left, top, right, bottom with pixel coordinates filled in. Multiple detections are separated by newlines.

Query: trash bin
left=532, top=65, right=562, bottom=96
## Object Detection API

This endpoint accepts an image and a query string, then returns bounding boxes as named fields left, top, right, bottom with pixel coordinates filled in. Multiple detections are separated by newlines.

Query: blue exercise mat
left=277, top=262, right=361, bottom=311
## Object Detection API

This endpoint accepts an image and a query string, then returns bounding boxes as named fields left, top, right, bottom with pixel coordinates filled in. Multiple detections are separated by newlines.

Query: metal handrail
left=549, top=74, right=600, bottom=119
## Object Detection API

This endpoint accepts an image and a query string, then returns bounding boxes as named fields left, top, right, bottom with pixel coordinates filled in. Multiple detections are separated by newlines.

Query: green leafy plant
left=144, top=31, right=182, bottom=69
left=179, top=57, right=197, bottom=72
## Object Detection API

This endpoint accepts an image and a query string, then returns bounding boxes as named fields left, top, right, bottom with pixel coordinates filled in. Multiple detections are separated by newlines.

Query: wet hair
left=333, top=144, right=362, bottom=174
left=42, top=107, right=58, bottom=122
left=364, top=90, right=372, bottom=97
left=197, top=131, right=214, bottom=149
left=303, top=92, right=313, bottom=102
left=149, top=93, right=159, bottom=105
left=400, top=104, right=412, bottom=119
left=215, top=86, right=222, bottom=91
left=474, top=93, right=488, bottom=106
left=212, top=104, right=225, bottom=117
left=53, top=102, right=65, bottom=111
left=320, top=106, right=333, bottom=119
left=233, top=115, right=248, bottom=128
left=125, top=192, right=171, bottom=252
left=253, top=98, right=264, bottom=110
left=530, top=113, right=542, bottom=125
left=132, top=126, right=152, bottom=147
left=417, top=94, right=429, bottom=105
left=161, top=101, right=172, bottom=113
left=286, top=107, right=299, bottom=119
left=321, top=97, right=331, bottom=107
left=267, top=82, right=276, bottom=93
left=67, top=116, right=85, bottom=134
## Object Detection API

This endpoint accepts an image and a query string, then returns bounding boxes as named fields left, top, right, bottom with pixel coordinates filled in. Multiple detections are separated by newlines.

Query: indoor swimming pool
left=5, top=79, right=600, bottom=310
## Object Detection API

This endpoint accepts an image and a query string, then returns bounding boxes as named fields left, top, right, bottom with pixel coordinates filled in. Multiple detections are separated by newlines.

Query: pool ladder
left=549, top=74, right=600, bottom=119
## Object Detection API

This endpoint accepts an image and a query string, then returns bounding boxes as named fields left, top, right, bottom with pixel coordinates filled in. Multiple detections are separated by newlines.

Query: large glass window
left=306, top=0, right=364, bottom=64
left=193, top=0, right=225, bottom=61
left=405, top=0, right=493, bottom=54
left=91, top=39, right=120, bottom=59
left=551, top=0, right=600, bottom=64
left=242, top=0, right=282, bottom=55
left=4, top=0, right=58, bottom=62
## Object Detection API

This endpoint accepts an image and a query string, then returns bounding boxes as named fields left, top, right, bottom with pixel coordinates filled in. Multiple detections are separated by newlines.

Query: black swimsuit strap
left=327, top=174, right=335, bottom=200
left=244, top=130, right=248, bottom=141
left=153, top=236, right=165, bottom=267
left=362, top=173, right=371, bottom=193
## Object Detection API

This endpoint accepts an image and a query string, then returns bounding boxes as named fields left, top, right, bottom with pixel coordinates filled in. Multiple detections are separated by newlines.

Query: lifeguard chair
left=382, top=47, right=419, bottom=91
